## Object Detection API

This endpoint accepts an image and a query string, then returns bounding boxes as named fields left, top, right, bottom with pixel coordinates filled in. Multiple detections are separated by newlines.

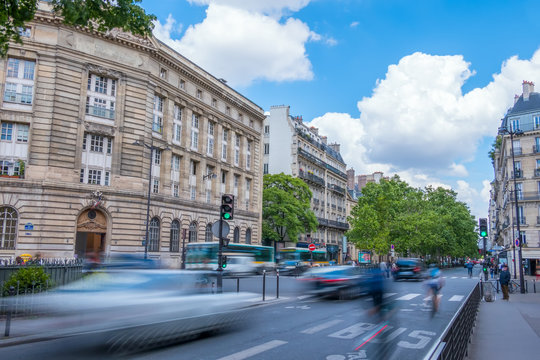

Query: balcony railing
left=512, top=147, right=522, bottom=156
left=513, top=170, right=522, bottom=179
left=3, top=91, right=32, bottom=105
left=513, top=217, right=526, bottom=225
left=508, top=191, right=540, bottom=201
left=328, top=183, right=345, bottom=194
left=86, top=104, right=115, bottom=119
left=316, top=217, right=349, bottom=230
left=298, top=169, right=325, bottom=186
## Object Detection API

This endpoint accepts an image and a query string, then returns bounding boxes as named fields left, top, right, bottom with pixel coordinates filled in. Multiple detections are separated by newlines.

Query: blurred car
left=5, top=269, right=258, bottom=353
left=298, top=266, right=369, bottom=299
left=223, top=255, right=257, bottom=276
left=277, top=260, right=309, bottom=276
left=392, top=258, right=427, bottom=281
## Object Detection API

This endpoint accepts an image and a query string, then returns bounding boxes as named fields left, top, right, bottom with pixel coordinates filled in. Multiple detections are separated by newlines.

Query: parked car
left=392, top=258, right=427, bottom=281
left=298, top=266, right=370, bottom=299
left=5, top=269, right=258, bottom=353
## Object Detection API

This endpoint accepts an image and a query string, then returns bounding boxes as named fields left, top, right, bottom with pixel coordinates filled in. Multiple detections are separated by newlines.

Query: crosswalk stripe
left=448, top=295, right=464, bottom=301
left=423, top=295, right=442, bottom=301
left=217, top=340, right=288, bottom=360
left=301, top=319, right=344, bottom=334
left=383, top=292, right=397, bottom=298
left=396, top=293, right=421, bottom=300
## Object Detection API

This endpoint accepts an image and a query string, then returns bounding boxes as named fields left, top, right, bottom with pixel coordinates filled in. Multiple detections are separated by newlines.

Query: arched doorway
left=75, top=208, right=107, bottom=259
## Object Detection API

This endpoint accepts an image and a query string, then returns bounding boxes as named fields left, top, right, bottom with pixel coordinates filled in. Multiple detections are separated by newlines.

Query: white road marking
left=451, top=276, right=458, bottom=279
left=396, top=293, right=421, bottom=300
left=448, top=295, right=464, bottom=301
left=301, top=319, right=344, bottom=334
left=423, top=295, right=442, bottom=302
left=298, top=295, right=312, bottom=300
left=383, top=292, right=397, bottom=298
left=217, top=340, right=288, bottom=360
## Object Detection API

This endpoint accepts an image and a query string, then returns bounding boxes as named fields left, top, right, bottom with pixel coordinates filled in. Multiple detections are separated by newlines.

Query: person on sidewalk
left=499, top=264, right=511, bottom=301
left=466, top=261, right=474, bottom=278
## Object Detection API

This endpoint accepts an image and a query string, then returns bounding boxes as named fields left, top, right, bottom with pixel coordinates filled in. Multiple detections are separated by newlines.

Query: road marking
left=423, top=295, right=442, bottom=302
left=298, top=295, right=312, bottom=300
left=217, top=340, right=288, bottom=360
left=451, top=276, right=458, bottom=279
left=448, top=295, right=464, bottom=301
left=396, top=293, right=421, bottom=300
left=383, top=292, right=397, bottom=298
left=302, top=319, right=344, bottom=334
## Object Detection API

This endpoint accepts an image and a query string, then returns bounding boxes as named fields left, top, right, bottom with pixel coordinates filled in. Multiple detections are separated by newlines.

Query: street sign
left=391, top=244, right=394, bottom=250
left=212, top=220, right=230, bottom=238
left=515, top=238, right=520, bottom=247
left=308, top=243, right=316, bottom=251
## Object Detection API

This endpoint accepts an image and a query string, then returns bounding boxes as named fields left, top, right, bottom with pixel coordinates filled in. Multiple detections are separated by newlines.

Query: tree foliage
left=347, top=176, right=478, bottom=259
left=1, top=0, right=156, bottom=57
left=2, top=266, right=51, bottom=295
left=262, top=173, right=318, bottom=244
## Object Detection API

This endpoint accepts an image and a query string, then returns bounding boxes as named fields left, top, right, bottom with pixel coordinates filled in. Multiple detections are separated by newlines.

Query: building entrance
left=75, top=209, right=107, bottom=259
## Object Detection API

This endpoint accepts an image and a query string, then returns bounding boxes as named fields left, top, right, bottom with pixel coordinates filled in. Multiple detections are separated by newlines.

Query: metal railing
left=423, top=282, right=481, bottom=360
left=85, top=104, right=115, bottom=119
left=3, top=91, right=32, bottom=105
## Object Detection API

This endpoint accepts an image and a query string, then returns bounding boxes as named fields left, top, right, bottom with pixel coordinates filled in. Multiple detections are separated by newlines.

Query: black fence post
left=237, top=277, right=240, bottom=293
left=276, top=269, right=280, bottom=299
left=262, top=270, right=266, bottom=301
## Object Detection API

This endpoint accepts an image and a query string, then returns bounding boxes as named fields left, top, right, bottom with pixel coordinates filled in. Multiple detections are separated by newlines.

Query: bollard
left=212, top=281, right=215, bottom=294
left=496, top=280, right=500, bottom=293
left=4, top=286, right=15, bottom=337
left=262, top=270, right=266, bottom=301
left=276, top=269, right=280, bottom=299
left=479, top=278, right=483, bottom=299
left=525, top=279, right=528, bottom=293
left=237, top=277, right=240, bottom=293
left=534, top=280, right=536, bottom=293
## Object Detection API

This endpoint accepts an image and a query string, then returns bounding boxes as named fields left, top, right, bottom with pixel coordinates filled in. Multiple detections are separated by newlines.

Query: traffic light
left=221, top=255, right=228, bottom=269
left=220, top=194, right=234, bottom=220
left=479, top=218, right=488, bottom=237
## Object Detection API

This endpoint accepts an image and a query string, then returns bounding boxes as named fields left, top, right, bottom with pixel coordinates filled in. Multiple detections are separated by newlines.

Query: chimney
left=514, top=94, right=520, bottom=105
left=523, top=80, right=535, bottom=101
left=329, top=143, right=340, bottom=153
left=310, top=126, right=319, bottom=136
left=347, top=168, right=355, bottom=190
left=321, top=136, right=327, bottom=145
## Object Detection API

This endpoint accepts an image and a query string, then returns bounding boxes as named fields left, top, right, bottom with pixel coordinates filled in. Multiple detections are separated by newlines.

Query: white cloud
left=481, top=180, right=492, bottom=202
left=187, top=0, right=311, bottom=18
left=449, top=163, right=469, bottom=177
left=153, top=3, right=318, bottom=86
left=350, top=21, right=359, bottom=28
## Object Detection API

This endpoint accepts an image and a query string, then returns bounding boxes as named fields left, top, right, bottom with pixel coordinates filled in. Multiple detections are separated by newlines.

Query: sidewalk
left=467, top=277, right=540, bottom=359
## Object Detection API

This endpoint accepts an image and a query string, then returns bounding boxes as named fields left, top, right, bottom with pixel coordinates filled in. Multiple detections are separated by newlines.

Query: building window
left=207, top=121, right=214, bottom=156
left=85, top=74, right=116, bottom=119
left=153, top=95, right=164, bottom=134
left=264, top=143, right=270, bottom=155
left=148, top=217, right=160, bottom=252
left=222, top=129, right=228, bottom=161
left=173, top=105, right=182, bottom=143
left=0, top=207, right=18, bottom=249
left=263, top=163, right=269, bottom=174
left=246, top=141, right=252, bottom=170
left=170, top=220, right=180, bottom=252
left=160, top=68, right=167, bottom=79
left=90, top=135, right=104, bottom=153
left=196, top=89, right=202, bottom=99
left=245, top=228, right=251, bottom=244
left=172, top=154, right=180, bottom=171
left=189, top=221, right=197, bottom=242
left=154, top=149, right=161, bottom=165
left=233, top=227, right=240, bottom=243
left=3, top=58, right=35, bottom=105
left=205, top=223, right=213, bottom=242
left=1, top=123, right=13, bottom=141
left=234, top=134, right=240, bottom=166
left=264, top=125, right=270, bottom=134
left=190, top=185, right=196, bottom=200
left=238, top=113, right=243, bottom=122
left=212, top=98, right=217, bottom=107
left=153, top=178, right=159, bottom=194
left=81, top=133, right=112, bottom=186
left=179, top=79, right=185, bottom=90
left=191, top=114, right=199, bottom=150
left=226, top=106, right=231, bottom=116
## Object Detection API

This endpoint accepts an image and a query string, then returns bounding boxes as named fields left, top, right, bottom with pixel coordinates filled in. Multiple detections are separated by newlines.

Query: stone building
left=491, top=81, right=540, bottom=277
left=263, top=105, right=349, bottom=262
left=0, top=3, right=265, bottom=266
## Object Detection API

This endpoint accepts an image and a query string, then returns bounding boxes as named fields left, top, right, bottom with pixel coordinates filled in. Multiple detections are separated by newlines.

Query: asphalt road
left=1, top=266, right=480, bottom=360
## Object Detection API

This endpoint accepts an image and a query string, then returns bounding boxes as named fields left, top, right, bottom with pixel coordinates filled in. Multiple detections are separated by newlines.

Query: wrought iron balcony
left=328, top=183, right=345, bottom=194
left=299, top=169, right=325, bottom=186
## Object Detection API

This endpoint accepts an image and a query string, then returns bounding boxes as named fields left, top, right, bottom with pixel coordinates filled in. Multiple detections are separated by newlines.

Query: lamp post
left=133, top=140, right=169, bottom=260
left=499, top=126, right=526, bottom=293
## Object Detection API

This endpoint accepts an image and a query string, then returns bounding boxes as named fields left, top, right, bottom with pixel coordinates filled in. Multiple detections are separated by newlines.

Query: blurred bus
left=185, top=242, right=275, bottom=273
left=279, top=247, right=329, bottom=269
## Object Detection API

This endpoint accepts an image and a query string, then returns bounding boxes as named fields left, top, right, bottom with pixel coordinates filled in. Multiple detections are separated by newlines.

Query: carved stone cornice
left=83, top=121, right=116, bottom=137
left=86, top=64, right=124, bottom=80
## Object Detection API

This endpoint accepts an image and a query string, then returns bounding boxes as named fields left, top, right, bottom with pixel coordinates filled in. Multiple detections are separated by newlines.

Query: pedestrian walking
left=499, top=264, right=511, bottom=301
left=466, top=261, right=473, bottom=278
left=490, top=264, right=494, bottom=279
left=380, top=261, right=389, bottom=278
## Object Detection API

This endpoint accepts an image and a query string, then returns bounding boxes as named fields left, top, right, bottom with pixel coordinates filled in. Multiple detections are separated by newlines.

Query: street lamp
left=133, top=140, right=169, bottom=260
left=498, top=126, right=526, bottom=293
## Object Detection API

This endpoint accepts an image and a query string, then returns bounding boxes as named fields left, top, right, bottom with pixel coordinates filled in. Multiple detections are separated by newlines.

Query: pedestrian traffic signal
left=479, top=218, right=488, bottom=237
left=221, top=255, right=228, bottom=269
left=220, top=194, right=234, bottom=220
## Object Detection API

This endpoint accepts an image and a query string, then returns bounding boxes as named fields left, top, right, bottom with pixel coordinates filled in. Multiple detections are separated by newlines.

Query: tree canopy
left=262, top=173, right=318, bottom=244
left=1, top=0, right=156, bottom=57
left=347, top=176, right=478, bottom=259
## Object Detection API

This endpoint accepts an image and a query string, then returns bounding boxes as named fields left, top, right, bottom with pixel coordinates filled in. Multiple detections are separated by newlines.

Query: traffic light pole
left=217, top=218, right=224, bottom=293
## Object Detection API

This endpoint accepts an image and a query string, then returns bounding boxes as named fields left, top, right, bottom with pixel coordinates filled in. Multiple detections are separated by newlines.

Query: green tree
left=2, top=266, right=51, bottom=295
left=262, top=173, right=318, bottom=251
left=1, top=0, right=156, bottom=57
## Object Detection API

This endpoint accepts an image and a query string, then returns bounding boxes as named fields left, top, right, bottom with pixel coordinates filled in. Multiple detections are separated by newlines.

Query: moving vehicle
left=185, top=242, right=274, bottom=273
left=298, top=266, right=369, bottom=299
left=222, top=255, right=257, bottom=276
left=278, top=247, right=329, bottom=275
left=5, top=269, right=258, bottom=353
left=392, top=258, right=427, bottom=281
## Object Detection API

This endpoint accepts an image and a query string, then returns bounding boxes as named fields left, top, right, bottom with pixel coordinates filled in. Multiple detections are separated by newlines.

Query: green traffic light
left=223, top=213, right=231, bottom=220
left=480, top=231, right=487, bottom=237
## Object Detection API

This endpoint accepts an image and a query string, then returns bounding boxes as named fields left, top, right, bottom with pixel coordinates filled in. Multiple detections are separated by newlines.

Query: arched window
left=148, top=217, right=160, bottom=252
left=170, top=219, right=180, bottom=252
left=233, top=227, right=240, bottom=243
left=189, top=221, right=198, bottom=242
left=205, top=223, right=213, bottom=242
left=0, top=207, right=17, bottom=250
left=245, top=228, right=251, bottom=244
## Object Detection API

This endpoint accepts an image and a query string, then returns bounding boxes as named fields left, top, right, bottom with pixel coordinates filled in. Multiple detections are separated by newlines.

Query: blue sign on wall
left=24, top=223, right=34, bottom=231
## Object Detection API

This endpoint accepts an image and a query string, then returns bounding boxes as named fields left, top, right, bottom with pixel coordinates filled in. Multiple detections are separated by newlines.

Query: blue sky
left=141, top=0, right=540, bottom=220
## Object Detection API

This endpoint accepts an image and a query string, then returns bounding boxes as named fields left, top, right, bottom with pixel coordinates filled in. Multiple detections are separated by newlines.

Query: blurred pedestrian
left=380, top=261, right=389, bottom=278
left=499, top=264, right=510, bottom=301
left=466, top=261, right=473, bottom=278
left=490, top=264, right=494, bottom=279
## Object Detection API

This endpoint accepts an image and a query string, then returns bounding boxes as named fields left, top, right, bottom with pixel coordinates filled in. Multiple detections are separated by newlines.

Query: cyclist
left=425, top=265, right=445, bottom=316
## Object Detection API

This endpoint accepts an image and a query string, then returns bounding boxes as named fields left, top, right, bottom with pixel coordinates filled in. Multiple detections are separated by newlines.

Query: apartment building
left=263, top=105, right=349, bottom=262
left=0, top=3, right=265, bottom=266
left=491, top=81, right=540, bottom=277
